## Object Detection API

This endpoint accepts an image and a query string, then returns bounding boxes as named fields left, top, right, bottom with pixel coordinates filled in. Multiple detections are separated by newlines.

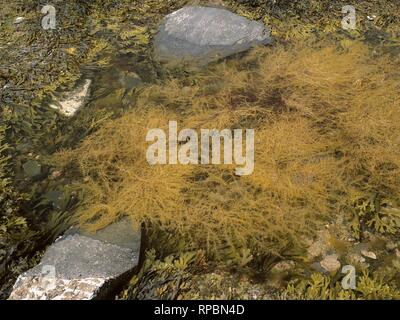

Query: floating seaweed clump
left=53, top=39, right=400, bottom=265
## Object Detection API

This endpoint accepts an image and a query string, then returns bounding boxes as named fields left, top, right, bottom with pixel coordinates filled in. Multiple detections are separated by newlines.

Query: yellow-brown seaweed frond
left=53, top=39, right=400, bottom=258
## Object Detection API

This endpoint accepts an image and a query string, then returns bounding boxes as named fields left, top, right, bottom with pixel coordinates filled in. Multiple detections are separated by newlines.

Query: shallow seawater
left=2, top=0, right=400, bottom=300
left=42, top=35, right=400, bottom=254
left=56, top=38, right=400, bottom=241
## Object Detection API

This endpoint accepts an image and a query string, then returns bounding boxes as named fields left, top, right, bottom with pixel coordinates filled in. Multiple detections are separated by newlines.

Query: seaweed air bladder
left=53, top=39, right=400, bottom=260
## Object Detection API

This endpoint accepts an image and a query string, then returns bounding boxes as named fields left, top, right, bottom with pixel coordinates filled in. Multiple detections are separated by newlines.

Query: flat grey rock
left=25, top=234, right=137, bottom=280
left=9, top=222, right=141, bottom=300
left=49, top=79, right=91, bottom=117
left=154, top=6, right=272, bottom=64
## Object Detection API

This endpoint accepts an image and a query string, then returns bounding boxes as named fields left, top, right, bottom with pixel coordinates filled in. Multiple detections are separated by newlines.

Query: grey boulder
left=154, top=6, right=272, bottom=64
left=8, top=220, right=141, bottom=300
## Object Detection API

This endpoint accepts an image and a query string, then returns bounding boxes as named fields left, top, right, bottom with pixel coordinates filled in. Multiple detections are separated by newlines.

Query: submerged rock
left=90, top=69, right=142, bottom=109
left=14, top=17, right=25, bottom=24
left=8, top=221, right=141, bottom=300
left=22, top=160, right=41, bottom=178
left=154, top=6, right=272, bottom=64
left=49, top=79, right=91, bottom=117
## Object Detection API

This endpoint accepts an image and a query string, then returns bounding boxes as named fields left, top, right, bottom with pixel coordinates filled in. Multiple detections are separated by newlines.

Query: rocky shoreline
left=1, top=0, right=400, bottom=300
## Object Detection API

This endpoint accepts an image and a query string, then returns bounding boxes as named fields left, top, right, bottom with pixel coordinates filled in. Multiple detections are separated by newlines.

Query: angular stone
left=361, top=250, right=377, bottom=260
left=49, top=79, right=91, bottom=117
left=154, top=6, right=272, bottom=64
left=8, top=221, right=141, bottom=300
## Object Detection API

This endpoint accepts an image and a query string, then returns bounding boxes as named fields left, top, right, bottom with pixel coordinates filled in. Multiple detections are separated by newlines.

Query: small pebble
left=51, top=170, right=62, bottom=179
left=14, top=17, right=25, bottom=24
left=361, top=250, right=377, bottom=260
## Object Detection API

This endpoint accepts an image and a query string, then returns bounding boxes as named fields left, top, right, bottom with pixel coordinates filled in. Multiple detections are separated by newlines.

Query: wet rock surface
left=154, top=6, right=272, bottom=64
left=3, top=0, right=400, bottom=301
left=49, top=79, right=92, bottom=117
left=8, top=221, right=141, bottom=300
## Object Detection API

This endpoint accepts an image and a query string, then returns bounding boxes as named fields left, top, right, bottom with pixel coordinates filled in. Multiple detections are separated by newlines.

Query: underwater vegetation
left=121, top=249, right=204, bottom=300
left=120, top=249, right=278, bottom=300
left=54, top=39, right=400, bottom=270
left=283, top=272, right=400, bottom=300
left=2, top=0, right=400, bottom=299
left=120, top=248, right=400, bottom=300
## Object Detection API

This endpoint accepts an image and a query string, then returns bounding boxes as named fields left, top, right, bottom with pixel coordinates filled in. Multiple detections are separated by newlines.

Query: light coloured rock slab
left=9, top=229, right=141, bottom=300
left=9, top=275, right=106, bottom=300
left=50, top=79, right=91, bottom=117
